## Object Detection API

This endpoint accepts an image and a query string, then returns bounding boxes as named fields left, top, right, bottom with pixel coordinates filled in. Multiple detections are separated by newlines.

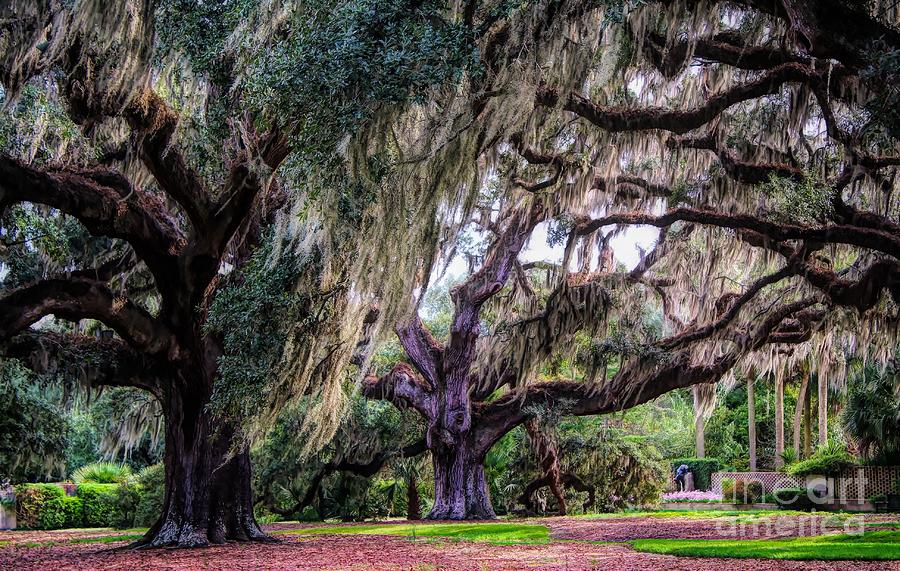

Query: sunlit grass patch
left=631, top=530, right=900, bottom=561
left=281, top=522, right=550, bottom=544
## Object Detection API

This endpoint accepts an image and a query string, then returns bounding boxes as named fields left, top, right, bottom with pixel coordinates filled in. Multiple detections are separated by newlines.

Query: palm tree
left=843, top=363, right=900, bottom=464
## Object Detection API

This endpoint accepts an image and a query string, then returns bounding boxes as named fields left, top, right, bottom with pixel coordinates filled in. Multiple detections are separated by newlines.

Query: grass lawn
left=280, top=522, right=551, bottom=544
left=579, top=509, right=811, bottom=520
left=632, top=530, right=900, bottom=561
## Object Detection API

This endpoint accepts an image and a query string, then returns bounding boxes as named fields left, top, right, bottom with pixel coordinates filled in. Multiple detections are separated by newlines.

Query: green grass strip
left=281, top=522, right=550, bottom=544
left=631, top=530, right=900, bottom=561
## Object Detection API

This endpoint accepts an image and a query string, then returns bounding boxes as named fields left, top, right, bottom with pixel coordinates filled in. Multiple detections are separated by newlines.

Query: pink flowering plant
left=660, top=490, right=723, bottom=503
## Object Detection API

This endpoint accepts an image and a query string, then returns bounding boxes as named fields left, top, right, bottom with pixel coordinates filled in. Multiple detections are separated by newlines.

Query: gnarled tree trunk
left=137, top=362, right=267, bottom=548
left=428, top=437, right=495, bottom=520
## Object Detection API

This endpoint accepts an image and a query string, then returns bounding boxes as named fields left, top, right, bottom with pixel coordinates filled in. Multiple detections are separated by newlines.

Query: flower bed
left=660, top=491, right=723, bottom=503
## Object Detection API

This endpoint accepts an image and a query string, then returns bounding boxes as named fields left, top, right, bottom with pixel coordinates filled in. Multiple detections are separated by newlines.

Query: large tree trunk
left=748, top=375, right=757, bottom=471
left=428, top=438, right=495, bottom=520
left=137, top=372, right=267, bottom=548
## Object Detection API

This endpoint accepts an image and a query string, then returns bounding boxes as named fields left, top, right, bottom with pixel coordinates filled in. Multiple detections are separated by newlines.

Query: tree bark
left=818, top=372, right=828, bottom=446
left=428, top=438, right=495, bottom=520
left=524, top=418, right=566, bottom=515
left=793, top=368, right=810, bottom=458
left=748, top=376, right=757, bottom=471
left=136, top=373, right=267, bottom=548
left=775, top=375, right=785, bottom=468
left=804, top=381, right=812, bottom=457
left=407, top=473, right=421, bottom=520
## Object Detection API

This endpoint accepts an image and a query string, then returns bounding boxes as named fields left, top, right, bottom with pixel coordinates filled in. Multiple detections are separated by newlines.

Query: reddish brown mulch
left=1, top=533, right=897, bottom=571
left=2, top=516, right=899, bottom=570
left=543, top=514, right=894, bottom=542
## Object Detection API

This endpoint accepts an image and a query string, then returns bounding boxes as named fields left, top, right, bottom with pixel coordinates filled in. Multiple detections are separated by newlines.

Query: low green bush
left=133, top=463, right=164, bottom=528
left=721, top=478, right=763, bottom=504
left=786, top=442, right=856, bottom=477
left=14, top=483, right=65, bottom=529
left=77, top=483, right=120, bottom=527
left=670, top=458, right=724, bottom=491
left=39, top=496, right=83, bottom=529
left=773, top=487, right=814, bottom=511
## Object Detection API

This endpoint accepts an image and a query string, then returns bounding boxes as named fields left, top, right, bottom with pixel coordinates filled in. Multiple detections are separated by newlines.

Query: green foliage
left=0, top=362, right=68, bottom=482
left=631, top=531, right=900, bottom=561
left=39, top=496, right=83, bottom=530
left=206, top=239, right=310, bottom=423
left=786, top=441, right=856, bottom=477
left=76, top=483, right=121, bottom=527
left=669, top=458, right=724, bottom=491
left=133, top=464, right=165, bottom=528
left=761, top=171, right=834, bottom=224
left=243, top=0, right=477, bottom=146
left=842, top=362, right=900, bottom=465
left=13, top=484, right=65, bottom=529
left=113, top=477, right=144, bottom=529
left=861, top=40, right=900, bottom=140
left=71, top=462, right=133, bottom=485
left=721, top=478, right=763, bottom=504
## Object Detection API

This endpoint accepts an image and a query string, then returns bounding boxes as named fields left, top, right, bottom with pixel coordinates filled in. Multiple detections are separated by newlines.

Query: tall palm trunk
left=818, top=372, right=828, bottom=446
left=748, top=376, right=757, bottom=471
left=693, top=385, right=706, bottom=458
left=775, top=375, right=785, bottom=468
left=793, top=369, right=810, bottom=458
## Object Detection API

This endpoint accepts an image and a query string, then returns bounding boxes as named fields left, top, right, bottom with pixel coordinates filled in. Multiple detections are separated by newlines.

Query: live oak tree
left=0, top=0, right=478, bottom=546
left=362, top=0, right=900, bottom=519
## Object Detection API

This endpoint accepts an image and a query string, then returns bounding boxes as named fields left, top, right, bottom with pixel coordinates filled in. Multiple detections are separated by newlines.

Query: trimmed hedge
left=773, top=487, right=815, bottom=511
left=77, top=483, right=121, bottom=527
left=40, top=496, right=83, bottom=529
left=14, top=483, right=66, bottom=529
left=721, top=478, right=763, bottom=504
left=670, top=458, right=724, bottom=491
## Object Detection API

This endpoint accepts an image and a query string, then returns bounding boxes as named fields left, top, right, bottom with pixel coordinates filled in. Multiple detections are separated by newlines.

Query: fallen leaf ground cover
left=0, top=513, right=898, bottom=570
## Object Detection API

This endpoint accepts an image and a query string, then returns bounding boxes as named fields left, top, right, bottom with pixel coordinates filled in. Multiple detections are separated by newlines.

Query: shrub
left=669, top=458, right=724, bottom=491
left=39, top=496, right=83, bottom=529
left=134, top=463, right=165, bottom=528
left=14, top=483, right=65, bottom=529
left=773, top=487, right=814, bottom=511
left=721, top=478, right=763, bottom=504
left=77, top=483, right=120, bottom=527
left=113, top=477, right=143, bottom=529
left=786, top=442, right=856, bottom=477
left=71, top=462, right=133, bottom=484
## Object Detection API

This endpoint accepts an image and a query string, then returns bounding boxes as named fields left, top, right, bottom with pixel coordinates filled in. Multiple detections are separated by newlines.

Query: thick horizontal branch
left=645, top=31, right=815, bottom=77
left=475, top=295, right=821, bottom=452
left=576, top=207, right=900, bottom=260
left=669, top=133, right=804, bottom=184
left=0, top=156, right=182, bottom=287
left=537, top=63, right=817, bottom=134
left=2, top=331, right=163, bottom=393
left=0, top=277, right=172, bottom=354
